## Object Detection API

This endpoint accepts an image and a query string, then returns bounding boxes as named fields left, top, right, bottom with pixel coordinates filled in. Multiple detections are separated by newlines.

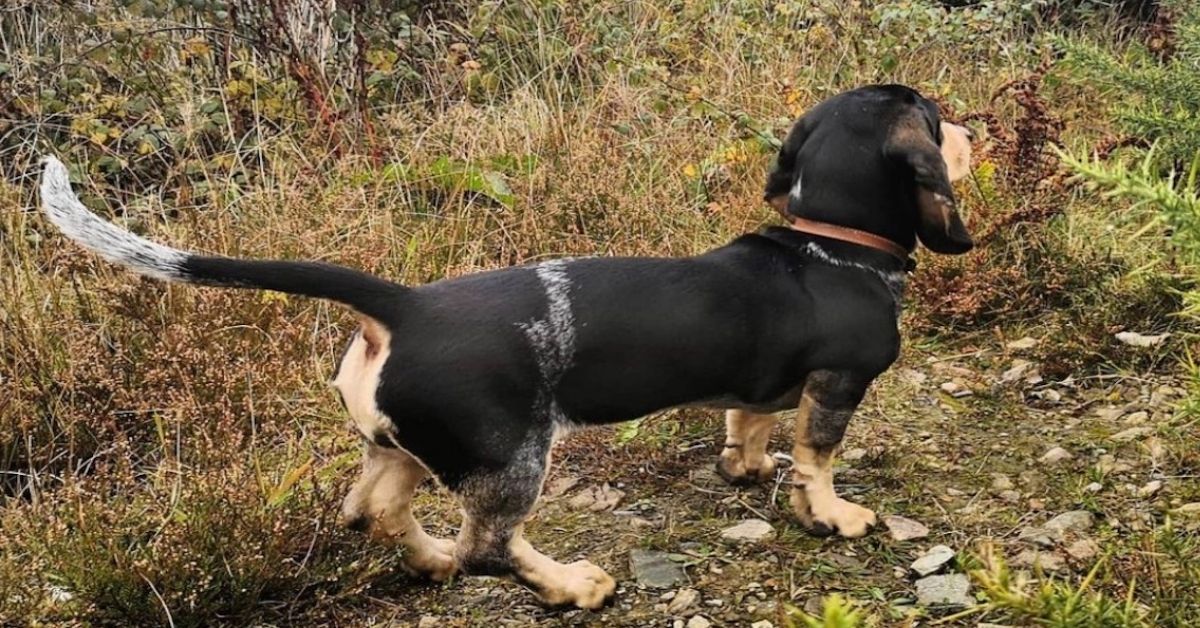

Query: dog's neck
left=758, top=227, right=908, bottom=313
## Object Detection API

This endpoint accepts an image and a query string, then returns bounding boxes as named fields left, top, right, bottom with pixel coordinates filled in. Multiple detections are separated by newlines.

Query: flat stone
left=999, top=490, right=1022, bottom=503
left=991, top=473, right=1015, bottom=491
left=1123, top=411, right=1149, bottom=425
left=1014, top=549, right=1066, bottom=572
left=1000, top=359, right=1034, bottom=384
left=720, top=519, right=775, bottom=543
left=1045, top=510, right=1094, bottom=534
left=1066, top=539, right=1100, bottom=562
left=915, top=574, right=973, bottom=607
left=1111, top=427, right=1153, bottom=443
left=667, top=588, right=700, bottom=614
left=1138, top=480, right=1163, bottom=497
left=910, top=545, right=956, bottom=576
left=1018, top=526, right=1060, bottom=548
left=630, top=550, right=685, bottom=589
left=1085, top=482, right=1103, bottom=493
left=1040, top=446, right=1073, bottom=464
left=418, top=617, right=440, bottom=628
left=842, top=447, right=868, bottom=461
left=883, top=515, right=930, bottom=541
left=1173, top=502, right=1200, bottom=516
left=1007, top=336, right=1039, bottom=350
left=686, top=616, right=712, bottom=628
left=751, top=621, right=774, bottom=628
left=568, top=483, right=625, bottom=511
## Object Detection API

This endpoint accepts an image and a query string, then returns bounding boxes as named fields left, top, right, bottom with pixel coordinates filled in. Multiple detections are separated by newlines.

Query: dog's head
left=765, top=84, right=975, bottom=255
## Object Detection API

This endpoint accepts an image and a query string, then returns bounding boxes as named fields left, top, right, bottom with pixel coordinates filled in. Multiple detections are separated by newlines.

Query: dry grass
left=1, top=1, right=1194, bottom=625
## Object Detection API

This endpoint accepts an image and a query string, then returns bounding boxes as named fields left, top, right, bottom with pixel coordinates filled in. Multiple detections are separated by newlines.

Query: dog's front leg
left=789, top=370, right=877, bottom=538
left=717, top=410, right=779, bottom=485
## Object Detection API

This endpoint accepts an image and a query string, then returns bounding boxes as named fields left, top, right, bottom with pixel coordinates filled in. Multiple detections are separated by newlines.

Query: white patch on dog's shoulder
left=519, top=259, right=577, bottom=425
left=522, top=259, right=576, bottom=384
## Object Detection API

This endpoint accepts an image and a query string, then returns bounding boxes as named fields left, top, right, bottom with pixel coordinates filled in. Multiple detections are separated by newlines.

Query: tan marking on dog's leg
left=789, top=395, right=876, bottom=538
left=341, top=444, right=456, bottom=581
left=718, top=409, right=779, bottom=484
left=333, top=320, right=395, bottom=441
left=508, top=524, right=616, bottom=609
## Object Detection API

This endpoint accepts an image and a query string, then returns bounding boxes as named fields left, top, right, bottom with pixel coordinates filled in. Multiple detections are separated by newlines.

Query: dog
left=39, top=84, right=974, bottom=610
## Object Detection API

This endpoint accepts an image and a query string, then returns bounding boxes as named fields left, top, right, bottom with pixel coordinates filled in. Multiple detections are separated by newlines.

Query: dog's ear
left=884, top=113, right=974, bottom=255
left=764, top=116, right=811, bottom=217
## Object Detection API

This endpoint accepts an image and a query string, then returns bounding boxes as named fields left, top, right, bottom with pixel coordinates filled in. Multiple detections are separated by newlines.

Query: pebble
left=1085, top=482, right=1103, bottom=493
left=842, top=447, right=867, bottom=461
left=1123, top=411, right=1149, bottom=425
left=667, top=588, right=699, bottom=614
left=418, top=617, right=439, bottom=628
left=990, top=473, right=1014, bottom=491
left=720, top=519, right=776, bottom=543
left=914, top=574, right=974, bottom=607
left=1045, top=510, right=1095, bottom=534
left=1018, top=526, right=1060, bottom=548
left=1111, top=427, right=1152, bottom=443
left=1138, top=480, right=1163, bottom=497
left=1007, top=336, right=1039, bottom=350
left=883, top=515, right=930, bottom=541
left=630, top=550, right=685, bottom=589
left=686, top=616, right=712, bottom=628
left=1174, top=502, right=1200, bottom=516
left=999, top=490, right=1021, bottom=503
left=940, top=381, right=973, bottom=397
left=1066, top=539, right=1100, bottom=562
left=1014, top=549, right=1066, bottom=572
left=1040, top=446, right=1073, bottom=464
left=568, top=483, right=625, bottom=511
left=751, top=621, right=774, bottom=628
left=910, top=545, right=956, bottom=576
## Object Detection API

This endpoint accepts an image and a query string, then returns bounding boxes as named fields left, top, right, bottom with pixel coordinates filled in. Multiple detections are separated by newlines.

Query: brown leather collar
left=786, top=215, right=911, bottom=264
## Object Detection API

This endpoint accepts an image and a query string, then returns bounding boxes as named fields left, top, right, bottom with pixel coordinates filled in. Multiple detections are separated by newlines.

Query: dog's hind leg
left=341, top=443, right=457, bottom=581
left=789, top=370, right=877, bottom=538
left=453, top=431, right=616, bottom=609
left=717, top=410, right=779, bottom=485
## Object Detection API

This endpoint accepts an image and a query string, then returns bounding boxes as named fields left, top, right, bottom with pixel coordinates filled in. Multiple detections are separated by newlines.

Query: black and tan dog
left=39, top=84, right=974, bottom=610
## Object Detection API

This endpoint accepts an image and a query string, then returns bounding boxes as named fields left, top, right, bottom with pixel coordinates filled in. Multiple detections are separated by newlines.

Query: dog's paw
left=716, top=450, right=778, bottom=486
left=536, top=560, right=616, bottom=610
left=793, top=493, right=876, bottom=538
left=405, top=536, right=458, bottom=582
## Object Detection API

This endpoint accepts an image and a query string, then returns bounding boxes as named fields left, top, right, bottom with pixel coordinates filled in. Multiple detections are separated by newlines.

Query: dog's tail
left=39, top=156, right=406, bottom=322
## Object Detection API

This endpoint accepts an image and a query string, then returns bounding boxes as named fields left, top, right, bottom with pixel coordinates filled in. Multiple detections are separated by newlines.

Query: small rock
left=1007, top=336, right=1039, bottom=350
left=1018, top=526, right=1060, bottom=548
left=1045, top=510, right=1095, bottom=534
left=999, top=490, right=1022, bottom=503
left=1123, top=411, right=1149, bottom=425
left=914, top=574, right=973, bottom=607
left=751, top=621, right=774, bottom=628
left=899, top=368, right=928, bottom=385
left=1111, top=427, right=1153, bottom=443
left=883, top=515, right=930, bottom=541
left=1066, top=539, right=1100, bottom=562
left=1085, top=482, right=1103, bottom=493
left=1014, top=549, right=1066, bottom=572
left=1040, top=446, right=1073, bottom=464
left=667, top=588, right=700, bottom=614
left=1034, top=389, right=1063, bottom=403
left=630, top=550, right=685, bottom=589
left=1000, top=359, right=1034, bottom=384
left=1173, top=503, right=1200, bottom=518
left=911, top=545, right=956, bottom=576
left=568, top=483, right=625, bottom=511
left=990, top=473, right=1015, bottom=491
left=842, top=447, right=867, bottom=461
left=940, top=381, right=973, bottom=397
left=543, top=475, right=581, bottom=498
left=418, top=617, right=440, bottom=628
left=1138, top=480, right=1163, bottom=497
left=686, top=616, right=712, bottom=628
left=721, top=519, right=776, bottom=543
